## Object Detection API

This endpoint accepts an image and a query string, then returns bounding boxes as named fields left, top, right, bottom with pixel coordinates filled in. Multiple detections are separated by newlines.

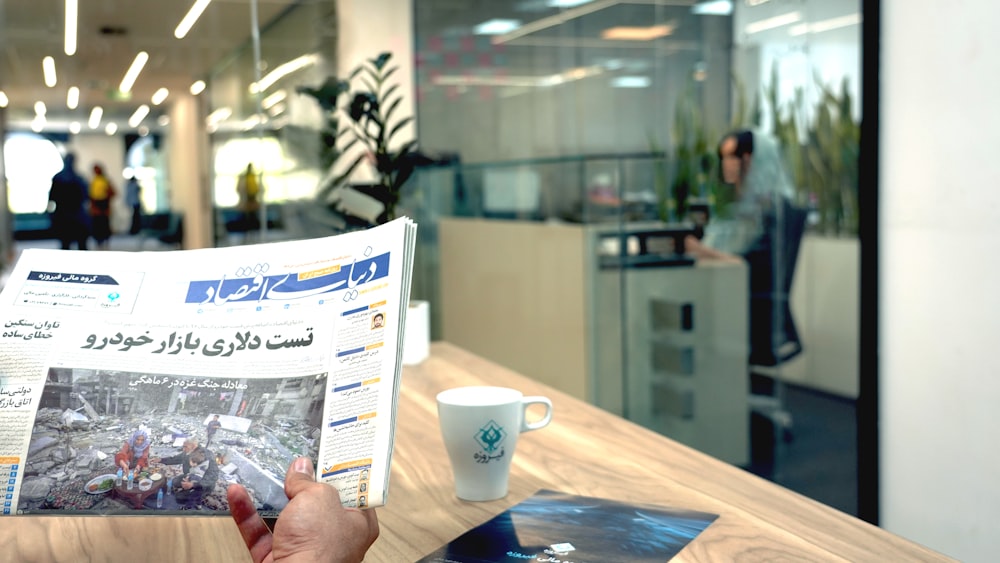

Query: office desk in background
left=440, top=217, right=749, bottom=465
left=0, top=343, right=950, bottom=561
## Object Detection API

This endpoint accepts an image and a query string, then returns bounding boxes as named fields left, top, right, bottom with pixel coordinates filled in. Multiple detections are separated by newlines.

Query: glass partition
left=192, top=0, right=861, bottom=515
left=413, top=0, right=861, bottom=515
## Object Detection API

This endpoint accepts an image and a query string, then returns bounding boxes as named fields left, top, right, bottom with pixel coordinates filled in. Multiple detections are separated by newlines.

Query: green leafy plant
left=652, top=74, right=741, bottom=224
left=763, top=63, right=860, bottom=235
left=297, top=52, right=417, bottom=225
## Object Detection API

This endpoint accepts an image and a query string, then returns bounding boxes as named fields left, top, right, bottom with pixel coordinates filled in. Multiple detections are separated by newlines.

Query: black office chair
left=744, top=199, right=808, bottom=457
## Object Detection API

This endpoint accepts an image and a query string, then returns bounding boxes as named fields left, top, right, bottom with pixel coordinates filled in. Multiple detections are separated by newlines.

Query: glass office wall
left=198, top=0, right=860, bottom=512
left=202, top=1, right=335, bottom=244
left=412, top=0, right=861, bottom=515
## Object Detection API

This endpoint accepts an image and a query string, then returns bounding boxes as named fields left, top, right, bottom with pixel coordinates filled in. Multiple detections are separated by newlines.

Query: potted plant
left=297, top=52, right=418, bottom=227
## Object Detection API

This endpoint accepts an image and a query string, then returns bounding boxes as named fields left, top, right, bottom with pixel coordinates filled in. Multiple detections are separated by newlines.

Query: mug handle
left=520, top=396, right=553, bottom=432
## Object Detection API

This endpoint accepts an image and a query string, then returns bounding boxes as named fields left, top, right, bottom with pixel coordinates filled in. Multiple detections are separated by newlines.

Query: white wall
left=336, top=0, right=414, bottom=182
left=882, top=1, right=1000, bottom=561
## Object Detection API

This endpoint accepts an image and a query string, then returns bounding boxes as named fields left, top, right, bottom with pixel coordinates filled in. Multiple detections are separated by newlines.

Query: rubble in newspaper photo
left=0, top=218, right=416, bottom=517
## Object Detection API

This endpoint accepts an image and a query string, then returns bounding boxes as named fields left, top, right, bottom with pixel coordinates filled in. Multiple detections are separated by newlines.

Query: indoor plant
left=297, top=52, right=417, bottom=227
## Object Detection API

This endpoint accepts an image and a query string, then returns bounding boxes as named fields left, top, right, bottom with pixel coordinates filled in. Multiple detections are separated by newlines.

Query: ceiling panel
left=0, top=0, right=301, bottom=129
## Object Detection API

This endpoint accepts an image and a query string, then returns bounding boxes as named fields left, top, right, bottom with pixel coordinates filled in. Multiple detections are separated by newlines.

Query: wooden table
left=0, top=343, right=952, bottom=561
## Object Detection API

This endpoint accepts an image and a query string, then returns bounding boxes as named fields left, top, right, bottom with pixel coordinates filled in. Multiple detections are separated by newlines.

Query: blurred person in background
left=47, top=152, right=91, bottom=250
left=125, top=175, right=143, bottom=235
left=89, top=164, right=117, bottom=249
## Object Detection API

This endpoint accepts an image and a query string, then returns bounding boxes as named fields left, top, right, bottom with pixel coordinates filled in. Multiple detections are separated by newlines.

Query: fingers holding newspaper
left=228, top=457, right=380, bottom=563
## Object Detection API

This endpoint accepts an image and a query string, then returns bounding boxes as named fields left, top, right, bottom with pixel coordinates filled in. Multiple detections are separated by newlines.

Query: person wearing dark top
left=683, top=129, right=807, bottom=365
left=150, top=438, right=220, bottom=509
left=47, top=153, right=90, bottom=250
left=206, top=414, right=222, bottom=446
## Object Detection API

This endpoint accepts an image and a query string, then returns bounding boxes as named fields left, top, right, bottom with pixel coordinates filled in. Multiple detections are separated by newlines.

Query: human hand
left=228, top=457, right=379, bottom=563
left=684, top=235, right=742, bottom=264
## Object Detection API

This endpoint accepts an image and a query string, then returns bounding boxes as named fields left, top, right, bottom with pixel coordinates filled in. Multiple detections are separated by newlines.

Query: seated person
left=684, top=128, right=795, bottom=264
left=685, top=128, right=805, bottom=367
left=152, top=437, right=220, bottom=494
left=151, top=437, right=198, bottom=470
left=114, top=429, right=150, bottom=474
left=173, top=449, right=211, bottom=507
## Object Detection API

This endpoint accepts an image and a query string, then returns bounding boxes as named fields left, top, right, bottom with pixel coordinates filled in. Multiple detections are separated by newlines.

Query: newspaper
left=0, top=217, right=417, bottom=517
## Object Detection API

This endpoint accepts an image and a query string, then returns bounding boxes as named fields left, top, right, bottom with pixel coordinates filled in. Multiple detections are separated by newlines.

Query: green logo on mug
left=475, top=420, right=507, bottom=453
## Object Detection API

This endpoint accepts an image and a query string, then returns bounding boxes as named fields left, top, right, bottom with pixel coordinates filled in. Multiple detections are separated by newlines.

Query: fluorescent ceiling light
left=267, top=102, right=287, bottom=117
left=602, top=24, right=674, bottom=41
left=34, top=101, right=47, bottom=116
left=0, top=91, right=7, bottom=108
left=128, top=104, right=150, bottom=128
left=207, top=107, right=232, bottom=125
left=434, top=65, right=603, bottom=89
left=496, top=0, right=614, bottom=44
left=190, top=80, right=206, bottom=95
left=65, top=0, right=78, bottom=55
left=250, top=54, right=318, bottom=93
left=474, top=19, right=522, bottom=35
left=175, top=0, right=212, bottom=39
left=151, top=88, right=169, bottom=105
left=105, top=122, right=118, bottom=135
left=692, top=1, right=732, bottom=16
left=32, top=117, right=45, bottom=133
left=745, top=11, right=802, bottom=34
left=43, top=57, right=57, bottom=87
left=242, top=114, right=264, bottom=131
left=67, top=86, right=79, bottom=109
left=548, top=0, right=592, bottom=7
left=89, top=106, right=103, bottom=129
left=120, top=51, right=149, bottom=93
left=611, top=76, right=651, bottom=88
left=789, top=13, right=862, bottom=36
left=261, top=89, right=287, bottom=110
left=69, top=122, right=81, bottom=134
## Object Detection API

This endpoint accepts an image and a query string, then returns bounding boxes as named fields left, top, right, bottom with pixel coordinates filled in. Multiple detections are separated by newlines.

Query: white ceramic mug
left=436, top=386, right=553, bottom=501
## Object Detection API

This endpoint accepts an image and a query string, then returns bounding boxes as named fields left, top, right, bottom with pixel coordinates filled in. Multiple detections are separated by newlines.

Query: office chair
left=744, top=199, right=808, bottom=456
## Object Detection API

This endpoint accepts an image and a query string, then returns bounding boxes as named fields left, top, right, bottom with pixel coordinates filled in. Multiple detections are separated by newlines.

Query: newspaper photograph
left=0, top=217, right=416, bottom=517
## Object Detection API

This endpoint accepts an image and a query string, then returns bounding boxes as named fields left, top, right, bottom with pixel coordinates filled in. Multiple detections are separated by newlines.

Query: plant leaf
left=384, top=96, right=403, bottom=124
left=371, top=52, right=392, bottom=71
left=387, top=117, right=414, bottom=143
left=381, top=66, right=398, bottom=85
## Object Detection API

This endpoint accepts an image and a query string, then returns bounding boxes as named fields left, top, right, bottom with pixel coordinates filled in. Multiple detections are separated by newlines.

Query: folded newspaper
left=0, top=217, right=417, bottom=517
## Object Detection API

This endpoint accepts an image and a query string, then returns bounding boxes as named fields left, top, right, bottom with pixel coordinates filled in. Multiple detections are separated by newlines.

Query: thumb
left=284, top=457, right=317, bottom=498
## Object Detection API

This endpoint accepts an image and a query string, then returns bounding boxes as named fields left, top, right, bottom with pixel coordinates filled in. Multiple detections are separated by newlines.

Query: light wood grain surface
left=0, top=342, right=952, bottom=562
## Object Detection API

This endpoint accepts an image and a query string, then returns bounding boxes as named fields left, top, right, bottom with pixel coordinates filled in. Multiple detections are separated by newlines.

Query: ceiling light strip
left=89, top=107, right=103, bottom=129
left=43, top=57, right=57, bottom=87
left=65, top=0, right=78, bottom=55
left=745, top=11, right=802, bottom=34
left=119, top=51, right=149, bottom=93
left=789, top=13, right=862, bottom=36
left=151, top=88, right=169, bottom=105
left=494, top=0, right=618, bottom=45
left=67, top=86, right=79, bottom=109
left=128, top=104, right=150, bottom=128
left=250, top=54, right=319, bottom=94
left=175, top=0, right=213, bottom=39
